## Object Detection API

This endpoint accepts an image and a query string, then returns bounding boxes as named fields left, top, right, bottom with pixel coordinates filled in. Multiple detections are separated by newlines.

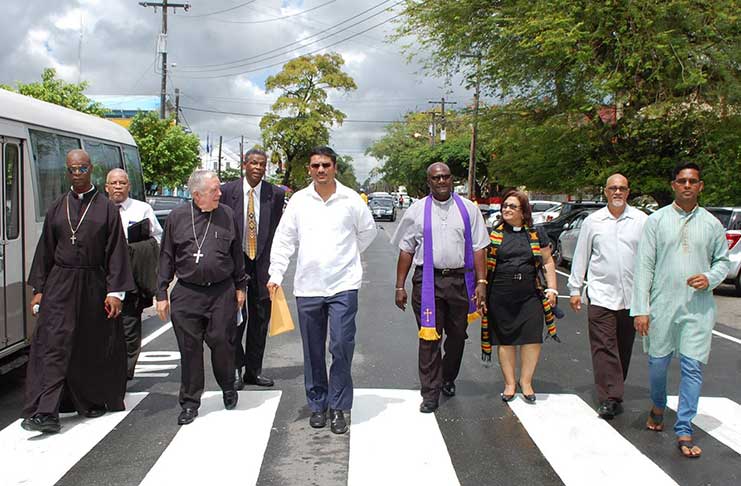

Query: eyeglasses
left=502, top=203, right=521, bottom=210
left=606, top=185, right=629, bottom=193
left=67, top=166, right=90, bottom=174
left=429, top=174, right=452, bottom=182
left=310, top=162, right=333, bottom=169
left=673, top=178, right=700, bottom=186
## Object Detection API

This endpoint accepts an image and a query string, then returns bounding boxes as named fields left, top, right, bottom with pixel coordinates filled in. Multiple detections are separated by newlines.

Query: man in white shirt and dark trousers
left=105, top=169, right=163, bottom=380
left=567, top=174, right=647, bottom=419
left=268, top=146, right=377, bottom=435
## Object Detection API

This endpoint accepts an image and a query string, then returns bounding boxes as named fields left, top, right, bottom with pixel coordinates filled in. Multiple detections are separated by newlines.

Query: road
left=1, top=212, right=740, bottom=486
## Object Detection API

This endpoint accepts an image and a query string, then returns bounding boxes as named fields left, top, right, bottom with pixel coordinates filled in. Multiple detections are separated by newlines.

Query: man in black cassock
left=22, top=149, right=135, bottom=434
left=156, top=169, right=247, bottom=426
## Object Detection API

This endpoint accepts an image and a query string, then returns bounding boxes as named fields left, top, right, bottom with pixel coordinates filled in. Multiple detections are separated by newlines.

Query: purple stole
left=420, top=193, right=479, bottom=341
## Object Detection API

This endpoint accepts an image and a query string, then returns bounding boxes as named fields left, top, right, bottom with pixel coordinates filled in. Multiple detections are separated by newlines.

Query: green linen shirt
left=630, top=204, right=730, bottom=363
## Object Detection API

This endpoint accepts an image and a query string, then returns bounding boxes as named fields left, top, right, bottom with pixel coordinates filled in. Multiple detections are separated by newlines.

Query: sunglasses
left=310, top=162, right=333, bottom=169
left=429, top=174, right=452, bottom=182
left=67, top=166, right=90, bottom=174
left=502, top=203, right=521, bottom=210
left=673, top=178, right=700, bottom=186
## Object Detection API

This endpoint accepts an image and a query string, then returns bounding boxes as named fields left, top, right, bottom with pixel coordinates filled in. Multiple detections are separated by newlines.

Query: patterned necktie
left=246, top=188, right=257, bottom=259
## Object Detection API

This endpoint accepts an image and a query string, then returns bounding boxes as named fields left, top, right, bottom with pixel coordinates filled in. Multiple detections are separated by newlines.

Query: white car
left=707, top=207, right=741, bottom=295
left=531, top=200, right=562, bottom=224
left=556, top=209, right=597, bottom=266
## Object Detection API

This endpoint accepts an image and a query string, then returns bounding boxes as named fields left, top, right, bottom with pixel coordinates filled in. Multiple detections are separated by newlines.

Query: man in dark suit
left=220, top=149, right=285, bottom=388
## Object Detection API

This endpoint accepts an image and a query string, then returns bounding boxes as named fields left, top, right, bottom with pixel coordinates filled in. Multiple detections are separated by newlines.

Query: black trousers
left=235, top=269, right=271, bottom=380
left=411, top=267, right=469, bottom=402
left=121, top=295, right=143, bottom=380
left=587, top=305, right=636, bottom=403
left=171, top=279, right=237, bottom=409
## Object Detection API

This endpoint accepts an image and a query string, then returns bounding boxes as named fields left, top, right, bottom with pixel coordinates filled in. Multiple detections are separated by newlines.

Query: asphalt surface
left=1, top=211, right=740, bottom=485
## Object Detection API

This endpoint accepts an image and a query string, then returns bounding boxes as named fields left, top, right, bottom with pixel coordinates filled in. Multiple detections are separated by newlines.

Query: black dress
left=487, top=224, right=551, bottom=345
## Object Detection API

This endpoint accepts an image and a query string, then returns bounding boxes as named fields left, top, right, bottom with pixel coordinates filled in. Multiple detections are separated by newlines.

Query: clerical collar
left=431, top=195, right=452, bottom=207
left=191, top=200, right=213, bottom=213
left=70, top=185, right=96, bottom=200
left=504, top=222, right=523, bottom=232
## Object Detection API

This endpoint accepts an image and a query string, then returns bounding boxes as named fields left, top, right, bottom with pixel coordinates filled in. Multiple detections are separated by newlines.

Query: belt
left=418, top=266, right=466, bottom=276
left=497, top=271, right=535, bottom=281
left=179, top=278, right=228, bottom=288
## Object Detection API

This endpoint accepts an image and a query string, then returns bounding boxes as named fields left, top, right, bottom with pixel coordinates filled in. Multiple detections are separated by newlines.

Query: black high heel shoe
left=500, top=391, right=516, bottom=402
left=518, top=382, right=537, bottom=404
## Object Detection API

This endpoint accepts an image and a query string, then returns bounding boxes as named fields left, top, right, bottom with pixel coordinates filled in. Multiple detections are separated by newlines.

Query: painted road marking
left=667, top=396, right=741, bottom=455
left=139, top=390, right=282, bottom=486
left=509, top=394, right=678, bottom=486
left=712, top=329, right=741, bottom=345
left=141, top=321, right=172, bottom=347
left=0, top=392, right=147, bottom=486
left=348, top=388, right=459, bottom=486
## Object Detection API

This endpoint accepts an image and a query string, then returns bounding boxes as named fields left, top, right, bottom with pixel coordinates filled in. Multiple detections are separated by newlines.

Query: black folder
left=127, top=218, right=151, bottom=244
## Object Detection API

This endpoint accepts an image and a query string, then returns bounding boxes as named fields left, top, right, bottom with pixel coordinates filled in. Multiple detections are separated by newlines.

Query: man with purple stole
left=391, top=163, right=489, bottom=413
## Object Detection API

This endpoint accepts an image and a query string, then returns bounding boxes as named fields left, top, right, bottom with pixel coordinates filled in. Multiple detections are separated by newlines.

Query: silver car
left=707, top=207, right=741, bottom=295
left=556, top=210, right=596, bottom=266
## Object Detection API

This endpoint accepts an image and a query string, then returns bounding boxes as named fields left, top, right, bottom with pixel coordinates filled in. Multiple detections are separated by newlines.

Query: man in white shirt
left=105, top=168, right=163, bottom=379
left=567, top=173, right=647, bottom=419
left=268, top=146, right=377, bottom=435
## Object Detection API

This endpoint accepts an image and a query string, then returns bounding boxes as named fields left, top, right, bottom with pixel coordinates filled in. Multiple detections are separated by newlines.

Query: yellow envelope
left=269, top=287, right=295, bottom=336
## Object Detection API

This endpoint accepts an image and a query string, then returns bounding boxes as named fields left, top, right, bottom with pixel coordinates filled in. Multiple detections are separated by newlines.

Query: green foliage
left=259, top=53, right=357, bottom=189
left=128, top=112, right=201, bottom=188
left=2, top=68, right=106, bottom=116
left=336, top=155, right=359, bottom=190
left=396, top=0, right=741, bottom=204
left=220, top=167, right=243, bottom=183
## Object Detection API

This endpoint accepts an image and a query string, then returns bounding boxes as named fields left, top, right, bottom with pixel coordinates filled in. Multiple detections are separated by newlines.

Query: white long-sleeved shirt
left=268, top=180, right=377, bottom=297
left=567, top=205, right=647, bottom=310
left=117, top=196, right=163, bottom=244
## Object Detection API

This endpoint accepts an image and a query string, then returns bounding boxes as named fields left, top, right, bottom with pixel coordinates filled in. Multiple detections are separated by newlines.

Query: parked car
left=540, top=203, right=563, bottom=223
left=369, top=197, right=397, bottom=222
left=706, top=207, right=741, bottom=295
left=530, top=200, right=563, bottom=224
left=536, top=207, right=601, bottom=257
left=556, top=209, right=598, bottom=266
left=147, top=195, right=190, bottom=228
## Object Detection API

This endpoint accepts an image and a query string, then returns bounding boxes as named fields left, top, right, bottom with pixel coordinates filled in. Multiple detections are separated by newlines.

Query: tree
left=259, top=53, right=357, bottom=189
left=128, top=112, right=201, bottom=189
left=397, top=0, right=741, bottom=205
left=335, top=155, right=359, bottom=190
left=1, top=68, right=106, bottom=116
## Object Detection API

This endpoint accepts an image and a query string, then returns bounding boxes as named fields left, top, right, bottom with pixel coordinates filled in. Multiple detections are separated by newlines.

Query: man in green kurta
left=631, top=162, right=729, bottom=459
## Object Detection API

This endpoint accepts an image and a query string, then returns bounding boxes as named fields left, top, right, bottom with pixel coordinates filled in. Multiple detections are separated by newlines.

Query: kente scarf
left=420, top=193, right=479, bottom=341
left=481, top=223, right=560, bottom=361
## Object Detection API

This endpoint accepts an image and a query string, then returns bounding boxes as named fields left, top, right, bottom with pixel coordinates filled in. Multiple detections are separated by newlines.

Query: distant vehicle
left=369, top=197, right=397, bottom=222
left=540, top=203, right=563, bottom=222
left=555, top=209, right=598, bottom=266
left=147, top=195, right=190, bottom=229
left=368, top=191, right=393, bottom=203
left=530, top=200, right=562, bottom=224
left=537, top=207, right=601, bottom=258
left=706, top=206, right=741, bottom=295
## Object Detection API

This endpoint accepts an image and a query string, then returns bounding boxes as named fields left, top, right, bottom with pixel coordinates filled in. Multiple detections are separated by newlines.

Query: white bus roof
left=0, top=88, right=136, bottom=145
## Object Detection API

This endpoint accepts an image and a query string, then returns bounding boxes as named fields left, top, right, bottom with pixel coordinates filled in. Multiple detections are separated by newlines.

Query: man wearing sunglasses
left=21, top=149, right=135, bottom=433
left=567, top=174, right=647, bottom=419
left=631, top=161, right=729, bottom=458
left=268, top=146, right=377, bottom=434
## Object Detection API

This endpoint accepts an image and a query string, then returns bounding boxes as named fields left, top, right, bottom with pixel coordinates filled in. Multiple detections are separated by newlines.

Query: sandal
left=677, top=439, right=702, bottom=458
left=646, top=407, right=664, bottom=431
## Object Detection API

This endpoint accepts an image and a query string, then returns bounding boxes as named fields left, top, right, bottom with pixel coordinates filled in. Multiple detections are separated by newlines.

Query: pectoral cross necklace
left=65, top=192, right=98, bottom=245
left=190, top=203, right=212, bottom=264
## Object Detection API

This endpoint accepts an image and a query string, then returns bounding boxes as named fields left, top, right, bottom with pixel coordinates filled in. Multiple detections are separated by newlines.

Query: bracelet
left=395, top=288, right=405, bottom=291
left=544, top=288, right=558, bottom=295
left=477, top=279, right=488, bottom=284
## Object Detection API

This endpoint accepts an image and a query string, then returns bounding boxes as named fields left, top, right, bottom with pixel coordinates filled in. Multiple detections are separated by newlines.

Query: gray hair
left=106, top=168, right=129, bottom=183
left=188, top=169, right=218, bottom=195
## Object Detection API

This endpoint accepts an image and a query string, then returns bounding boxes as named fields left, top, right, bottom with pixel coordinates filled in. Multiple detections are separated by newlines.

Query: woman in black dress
left=487, top=190, right=558, bottom=403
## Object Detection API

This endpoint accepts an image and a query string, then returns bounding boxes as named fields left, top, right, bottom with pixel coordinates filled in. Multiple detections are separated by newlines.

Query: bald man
left=567, top=174, right=648, bottom=419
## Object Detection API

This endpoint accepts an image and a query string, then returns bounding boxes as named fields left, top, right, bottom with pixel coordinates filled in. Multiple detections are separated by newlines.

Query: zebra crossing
left=1, top=390, right=739, bottom=486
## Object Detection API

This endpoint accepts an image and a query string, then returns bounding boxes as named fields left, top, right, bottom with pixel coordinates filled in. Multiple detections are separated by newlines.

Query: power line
left=180, top=0, right=335, bottom=24
left=176, top=0, right=398, bottom=71
left=185, top=0, right=258, bottom=18
left=181, top=105, right=403, bottom=124
left=172, top=10, right=404, bottom=79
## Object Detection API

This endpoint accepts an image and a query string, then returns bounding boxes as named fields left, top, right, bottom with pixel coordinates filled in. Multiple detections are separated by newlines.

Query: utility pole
left=139, top=1, right=190, bottom=119
left=217, top=135, right=223, bottom=179
left=464, top=54, right=482, bottom=200
left=174, top=88, right=180, bottom=125
left=428, top=97, right=457, bottom=144
left=239, top=136, right=245, bottom=178
left=424, top=111, right=438, bottom=146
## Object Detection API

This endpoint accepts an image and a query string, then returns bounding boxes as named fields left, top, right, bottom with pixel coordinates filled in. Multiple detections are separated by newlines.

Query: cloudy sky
left=1, top=0, right=481, bottom=182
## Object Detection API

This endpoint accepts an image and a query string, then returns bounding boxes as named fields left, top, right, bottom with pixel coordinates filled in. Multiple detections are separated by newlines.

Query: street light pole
left=466, top=55, right=481, bottom=201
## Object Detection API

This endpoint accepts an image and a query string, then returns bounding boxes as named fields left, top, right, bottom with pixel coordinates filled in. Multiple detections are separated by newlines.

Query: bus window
left=29, top=129, right=82, bottom=219
left=4, top=144, right=20, bottom=239
left=122, top=145, right=145, bottom=201
left=84, top=140, right=123, bottom=192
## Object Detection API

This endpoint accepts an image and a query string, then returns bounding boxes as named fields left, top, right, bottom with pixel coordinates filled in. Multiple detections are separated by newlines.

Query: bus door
left=0, top=139, right=24, bottom=351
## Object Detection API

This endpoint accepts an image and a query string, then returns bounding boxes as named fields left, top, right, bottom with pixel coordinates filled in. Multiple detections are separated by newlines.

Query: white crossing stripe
left=667, top=396, right=741, bottom=455
left=509, top=394, right=678, bottom=486
left=0, top=392, right=148, bottom=486
left=348, top=388, right=459, bottom=486
left=139, top=390, right=281, bottom=486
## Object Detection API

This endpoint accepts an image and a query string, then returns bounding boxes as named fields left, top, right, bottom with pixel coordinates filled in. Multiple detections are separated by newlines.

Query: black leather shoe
left=419, top=400, right=439, bottom=413
left=177, top=408, right=198, bottom=425
left=500, top=392, right=516, bottom=402
left=234, top=370, right=244, bottom=391
left=21, top=414, right=61, bottom=434
left=518, top=382, right=537, bottom=403
left=597, top=399, right=623, bottom=419
left=441, top=382, right=456, bottom=397
left=330, top=409, right=348, bottom=435
left=83, top=407, right=107, bottom=418
left=244, top=375, right=274, bottom=387
left=223, top=390, right=239, bottom=410
left=309, top=410, right=327, bottom=428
